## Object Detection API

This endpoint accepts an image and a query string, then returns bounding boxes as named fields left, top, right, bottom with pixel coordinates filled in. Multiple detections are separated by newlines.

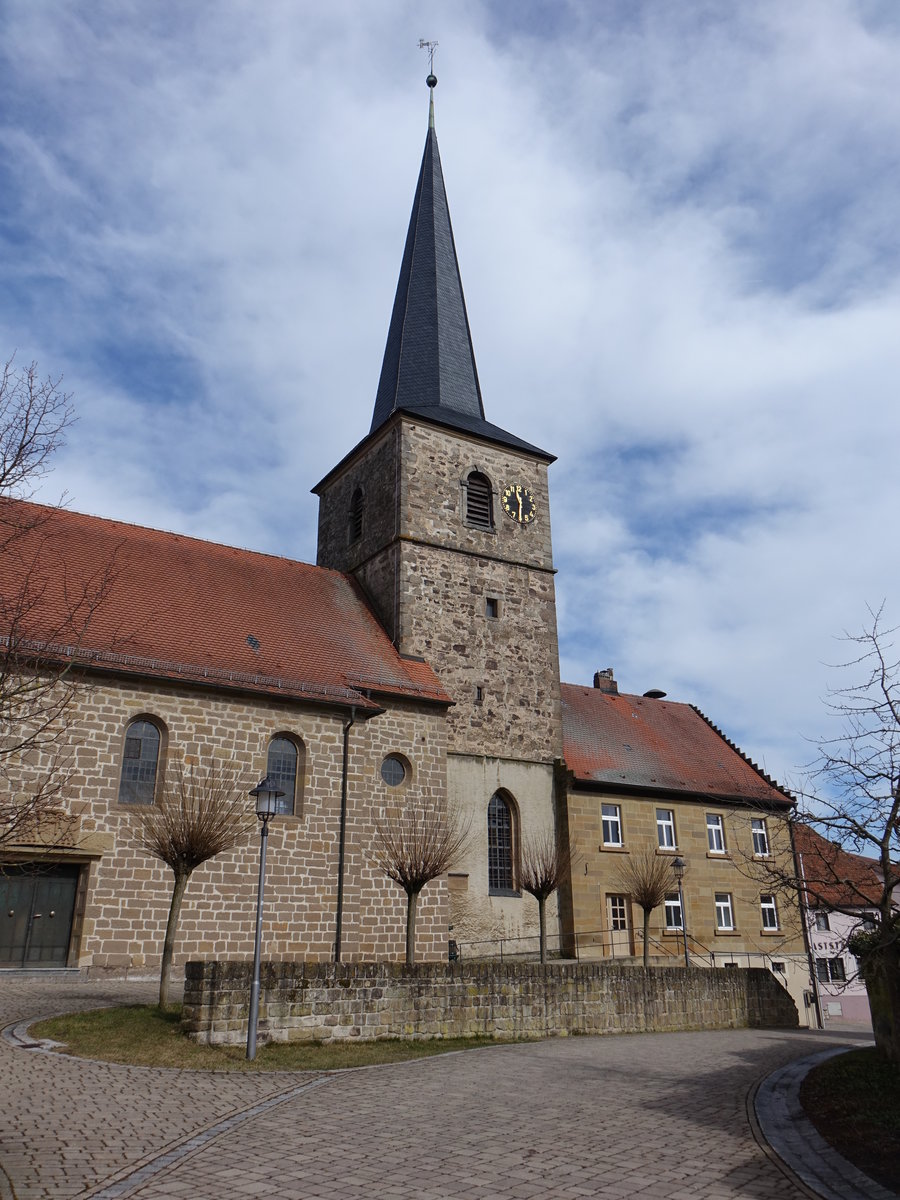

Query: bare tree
left=519, top=824, right=578, bottom=964
left=794, top=607, right=900, bottom=1065
left=0, top=358, right=116, bottom=850
left=128, top=760, right=255, bottom=1007
left=0, top=356, right=74, bottom=498
left=614, top=848, right=675, bottom=967
left=372, top=800, right=470, bottom=965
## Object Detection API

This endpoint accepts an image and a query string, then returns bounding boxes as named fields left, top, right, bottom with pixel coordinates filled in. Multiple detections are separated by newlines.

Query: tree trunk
left=863, top=941, right=900, bottom=1066
left=405, top=889, right=418, bottom=965
left=159, top=869, right=189, bottom=1008
left=641, top=906, right=651, bottom=968
left=538, top=895, right=547, bottom=964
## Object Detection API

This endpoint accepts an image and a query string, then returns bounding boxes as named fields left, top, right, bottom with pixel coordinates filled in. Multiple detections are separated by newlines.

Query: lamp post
left=246, top=774, right=284, bottom=1061
left=672, top=855, right=690, bottom=968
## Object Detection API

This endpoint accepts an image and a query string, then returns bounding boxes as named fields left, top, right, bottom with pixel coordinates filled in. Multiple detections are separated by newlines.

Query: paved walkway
left=0, top=974, right=881, bottom=1200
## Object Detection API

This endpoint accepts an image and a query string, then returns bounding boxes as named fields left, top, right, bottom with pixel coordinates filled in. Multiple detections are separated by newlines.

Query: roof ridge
left=2, top=497, right=342, bottom=575
left=689, top=703, right=794, bottom=802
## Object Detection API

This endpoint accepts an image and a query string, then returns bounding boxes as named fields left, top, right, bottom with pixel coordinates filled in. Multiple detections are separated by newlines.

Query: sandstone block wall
left=3, top=675, right=451, bottom=972
left=182, top=959, right=798, bottom=1046
left=314, top=416, right=563, bottom=763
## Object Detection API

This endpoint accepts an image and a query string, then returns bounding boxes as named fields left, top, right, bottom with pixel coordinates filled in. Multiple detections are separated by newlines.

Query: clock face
left=501, top=483, right=536, bottom=524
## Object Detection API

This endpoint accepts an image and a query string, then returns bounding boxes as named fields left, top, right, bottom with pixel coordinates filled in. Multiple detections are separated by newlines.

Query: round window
left=380, top=755, right=406, bottom=787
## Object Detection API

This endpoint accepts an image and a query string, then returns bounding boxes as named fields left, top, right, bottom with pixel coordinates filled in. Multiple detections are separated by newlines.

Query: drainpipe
left=334, top=707, right=357, bottom=962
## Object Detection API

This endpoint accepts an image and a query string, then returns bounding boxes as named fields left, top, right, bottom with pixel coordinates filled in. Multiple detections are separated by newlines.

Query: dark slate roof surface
left=368, top=107, right=552, bottom=463
left=561, top=683, right=792, bottom=807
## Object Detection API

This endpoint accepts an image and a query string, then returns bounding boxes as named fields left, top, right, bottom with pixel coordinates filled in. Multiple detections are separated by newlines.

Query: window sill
left=759, top=928, right=782, bottom=937
left=714, top=929, right=740, bottom=937
left=655, top=848, right=679, bottom=856
left=599, top=845, right=628, bottom=853
left=706, top=851, right=731, bottom=860
left=662, top=928, right=684, bottom=937
left=488, top=888, right=521, bottom=898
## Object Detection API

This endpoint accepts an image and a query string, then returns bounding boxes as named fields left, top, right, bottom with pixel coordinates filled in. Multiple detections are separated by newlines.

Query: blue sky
left=2, top=0, right=900, bottom=792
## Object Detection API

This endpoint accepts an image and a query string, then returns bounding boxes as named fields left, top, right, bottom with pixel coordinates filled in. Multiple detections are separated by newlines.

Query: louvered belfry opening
left=349, top=486, right=364, bottom=543
left=466, top=471, right=493, bottom=529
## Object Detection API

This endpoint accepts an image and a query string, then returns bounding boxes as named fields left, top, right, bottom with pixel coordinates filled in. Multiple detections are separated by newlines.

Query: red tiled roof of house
left=793, top=823, right=884, bottom=909
left=560, top=683, right=792, bottom=807
left=0, top=500, right=450, bottom=710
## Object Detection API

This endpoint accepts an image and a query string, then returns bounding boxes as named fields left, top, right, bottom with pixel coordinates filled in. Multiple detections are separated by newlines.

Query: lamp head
left=250, top=775, right=284, bottom=820
left=672, top=855, right=685, bottom=882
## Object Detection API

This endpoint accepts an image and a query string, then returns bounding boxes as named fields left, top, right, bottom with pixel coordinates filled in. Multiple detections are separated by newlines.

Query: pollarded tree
left=797, top=607, right=900, bottom=1065
left=128, top=760, right=255, bottom=1007
left=519, top=824, right=578, bottom=964
left=0, top=357, right=116, bottom=848
left=373, top=800, right=470, bottom=965
left=614, top=848, right=675, bottom=967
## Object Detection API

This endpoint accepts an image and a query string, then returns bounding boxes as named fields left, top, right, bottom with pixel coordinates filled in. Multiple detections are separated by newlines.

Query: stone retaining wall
left=182, top=960, right=798, bottom=1045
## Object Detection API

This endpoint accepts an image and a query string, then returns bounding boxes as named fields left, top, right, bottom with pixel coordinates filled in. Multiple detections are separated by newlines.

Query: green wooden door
left=0, top=865, right=79, bottom=967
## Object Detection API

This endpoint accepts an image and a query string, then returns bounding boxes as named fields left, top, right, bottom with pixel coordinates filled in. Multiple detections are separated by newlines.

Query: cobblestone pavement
left=0, top=974, right=875, bottom=1200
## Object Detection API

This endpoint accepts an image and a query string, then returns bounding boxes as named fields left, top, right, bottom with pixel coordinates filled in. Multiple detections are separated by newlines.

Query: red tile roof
left=0, top=500, right=450, bottom=710
left=560, top=683, right=792, bottom=807
left=793, top=823, right=884, bottom=909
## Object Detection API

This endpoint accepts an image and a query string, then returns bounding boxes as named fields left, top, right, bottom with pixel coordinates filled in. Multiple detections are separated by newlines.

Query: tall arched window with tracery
left=465, top=471, right=493, bottom=530
left=118, top=717, right=164, bottom=805
left=488, top=791, right=515, bottom=894
left=266, top=735, right=303, bottom=816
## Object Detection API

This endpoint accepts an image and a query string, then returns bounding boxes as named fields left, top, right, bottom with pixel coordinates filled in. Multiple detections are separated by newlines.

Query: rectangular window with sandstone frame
left=602, top=803, right=622, bottom=847
left=664, top=892, right=683, bottom=930
left=715, top=892, right=735, bottom=931
left=656, top=808, right=676, bottom=849
left=760, top=894, right=779, bottom=930
left=706, top=813, right=726, bottom=853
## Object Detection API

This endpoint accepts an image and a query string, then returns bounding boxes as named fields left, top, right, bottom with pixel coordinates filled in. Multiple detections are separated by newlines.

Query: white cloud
left=1, top=0, right=899, bottom=789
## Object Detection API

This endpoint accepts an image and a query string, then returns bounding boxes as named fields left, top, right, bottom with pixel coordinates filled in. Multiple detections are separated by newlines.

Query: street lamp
left=246, top=774, right=284, bottom=1060
left=672, top=856, right=690, bottom=968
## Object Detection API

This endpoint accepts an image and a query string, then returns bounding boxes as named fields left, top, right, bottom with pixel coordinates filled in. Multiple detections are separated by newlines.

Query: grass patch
left=30, top=1005, right=519, bottom=1072
left=799, top=1047, right=900, bottom=1193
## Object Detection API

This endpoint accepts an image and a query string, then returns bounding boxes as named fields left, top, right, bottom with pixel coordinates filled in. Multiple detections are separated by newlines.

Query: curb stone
left=754, top=1042, right=896, bottom=1200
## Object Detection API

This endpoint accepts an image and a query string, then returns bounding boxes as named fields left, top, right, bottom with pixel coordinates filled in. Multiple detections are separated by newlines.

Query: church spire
left=370, top=72, right=486, bottom=435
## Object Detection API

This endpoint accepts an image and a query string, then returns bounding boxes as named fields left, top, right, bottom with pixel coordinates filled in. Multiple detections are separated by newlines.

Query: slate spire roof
left=368, top=78, right=553, bottom=463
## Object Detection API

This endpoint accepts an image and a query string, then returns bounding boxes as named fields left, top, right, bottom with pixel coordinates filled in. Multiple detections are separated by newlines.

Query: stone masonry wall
left=3, top=675, right=451, bottom=972
left=183, top=959, right=799, bottom=1046
left=315, top=416, right=563, bottom=764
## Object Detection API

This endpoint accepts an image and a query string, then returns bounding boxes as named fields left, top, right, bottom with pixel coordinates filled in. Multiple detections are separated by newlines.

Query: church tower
left=314, top=76, right=563, bottom=943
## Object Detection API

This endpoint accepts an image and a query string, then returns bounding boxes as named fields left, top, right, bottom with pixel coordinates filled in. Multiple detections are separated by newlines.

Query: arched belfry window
left=266, top=735, right=302, bottom=816
left=118, top=718, right=163, bottom=805
left=488, top=791, right=516, bottom=894
left=465, top=471, right=493, bottom=530
left=348, top=486, right=364, bottom=545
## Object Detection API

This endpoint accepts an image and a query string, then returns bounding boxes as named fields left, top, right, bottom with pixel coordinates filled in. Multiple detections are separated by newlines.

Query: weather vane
left=418, top=39, right=438, bottom=87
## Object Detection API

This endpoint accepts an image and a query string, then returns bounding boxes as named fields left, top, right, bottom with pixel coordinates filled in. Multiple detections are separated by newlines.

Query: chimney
left=593, top=667, right=618, bottom=694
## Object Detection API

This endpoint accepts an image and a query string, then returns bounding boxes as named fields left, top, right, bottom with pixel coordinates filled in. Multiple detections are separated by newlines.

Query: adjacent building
left=794, top=823, right=884, bottom=1025
left=561, top=672, right=808, bottom=1015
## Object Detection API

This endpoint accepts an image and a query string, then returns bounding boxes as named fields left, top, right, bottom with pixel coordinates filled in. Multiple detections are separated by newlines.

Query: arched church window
left=266, top=735, right=303, bottom=816
left=118, top=717, right=164, bottom=805
left=348, top=487, right=364, bottom=544
left=488, top=791, right=516, bottom=894
left=465, top=472, right=493, bottom=530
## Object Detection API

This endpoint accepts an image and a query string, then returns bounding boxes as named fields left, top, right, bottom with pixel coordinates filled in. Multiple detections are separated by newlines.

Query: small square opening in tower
left=485, top=597, right=499, bottom=619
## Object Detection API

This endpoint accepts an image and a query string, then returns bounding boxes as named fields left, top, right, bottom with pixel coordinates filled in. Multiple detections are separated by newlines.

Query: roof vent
left=593, top=668, right=618, bottom=694
left=643, top=688, right=666, bottom=700
left=246, top=634, right=261, bottom=651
